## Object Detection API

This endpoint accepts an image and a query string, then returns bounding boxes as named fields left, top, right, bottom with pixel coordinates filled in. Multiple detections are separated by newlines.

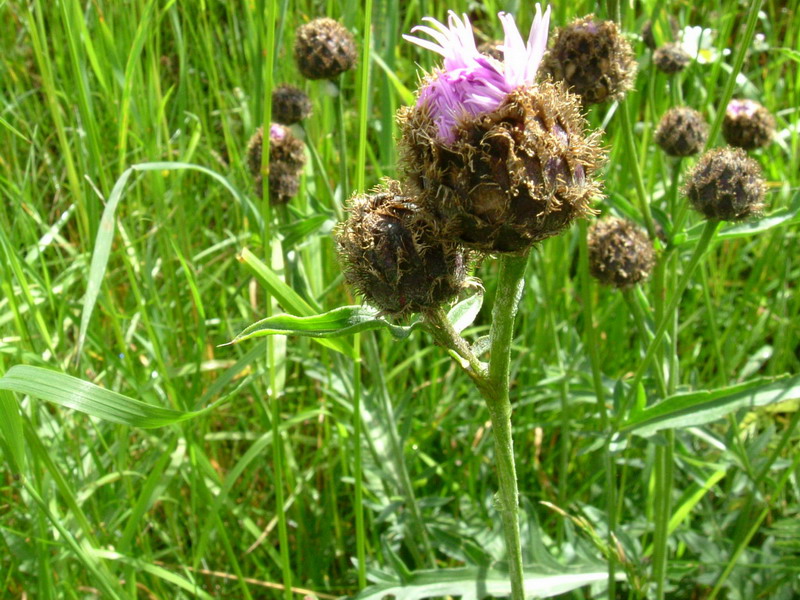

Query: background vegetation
left=1, top=0, right=798, bottom=598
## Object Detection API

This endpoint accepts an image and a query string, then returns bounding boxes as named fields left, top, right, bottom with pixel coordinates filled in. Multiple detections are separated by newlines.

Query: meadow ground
left=1, top=0, right=799, bottom=598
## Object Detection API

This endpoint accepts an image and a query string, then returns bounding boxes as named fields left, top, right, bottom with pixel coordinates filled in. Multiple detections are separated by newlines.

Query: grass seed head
left=543, top=15, right=637, bottom=105
left=335, top=180, right=467, bottom=317
left=398, top=81, right=605, bottom=253
left=271, top=84, right=313, bottom=125
left=588, top=217, right=655, bottom=288
left=722, top=99, right=776, bottom=150
left=655, top=107, right=708, bottom=157
left=683, top=147, right=766, bottom=221
left=653, top=42, right=691, bottom=74
left=294, top=18, right=357, bottom=80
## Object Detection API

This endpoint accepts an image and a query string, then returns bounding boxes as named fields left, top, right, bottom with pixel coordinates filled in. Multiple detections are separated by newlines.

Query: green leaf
left=227, top=305, right=421, bottom=345
left=620, top=375, right=800, bottom=437
left=0, top=366, right=222, bottom=428
left=238, top=247, right=356, bottom=357
left=676, top=196, right=799, bottom=247
left=448, top=289, right=483, bottom=334
left=0, top=390, right=25, bottom=472
left=353, top=566, right=620, bottom=600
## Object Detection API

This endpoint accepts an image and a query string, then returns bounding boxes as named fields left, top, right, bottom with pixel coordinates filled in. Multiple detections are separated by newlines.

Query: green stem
left=486, top=253, right=529, bottom=600
left=705, top=0, right=764, bottom=149
left=624, top=220, right=719, bottom=414
left=579, top=222, right=617, bottom=597
left=427, top=254, right=529, bottom=599
left=619, top=91, right=657, bottom=241
left=353, top=0, right=373, bottom=585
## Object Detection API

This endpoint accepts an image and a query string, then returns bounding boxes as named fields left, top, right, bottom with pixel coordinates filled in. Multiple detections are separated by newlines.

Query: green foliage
left=1, top=0, right=798, bottom=598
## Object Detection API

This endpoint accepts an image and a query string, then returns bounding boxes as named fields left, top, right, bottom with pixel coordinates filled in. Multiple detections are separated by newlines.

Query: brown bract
left=294, top=18, right=357, bottom=80
left=335, top=180, right=467, bottom=317
left=398, top=82, right=605, bottom=254
left=655, top=107, right=708, bottom=157
left=542, top=15, right=637, bottom=105
left=588, top=217, right=655, bottom=288
left=683, top=147, right=766, bottom=221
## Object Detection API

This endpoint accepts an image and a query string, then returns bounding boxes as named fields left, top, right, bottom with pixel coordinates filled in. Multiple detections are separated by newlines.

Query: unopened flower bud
left=722, top=99, right=775, bottom=150
left=655, top=107, right=708, bottom=157
left=683, top=147, right=766, bottom=221
left=245, top=124, right=307, bottom=203
left=399, top=82, right=604, bottom=253
left=588, top=217, right=655, bottom=288
left=653, top=42, right=691, bottom=74
left=543, top=15, right=637, bottom=105
left=336, top=180, right=467, bottom=316
left=272, top=84, right=313, bottom=125
left=294, top=18, right=357, bottom=80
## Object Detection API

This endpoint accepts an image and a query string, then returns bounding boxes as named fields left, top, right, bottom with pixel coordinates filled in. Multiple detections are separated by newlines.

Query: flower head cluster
left=403, top=5, right=551, bottom=142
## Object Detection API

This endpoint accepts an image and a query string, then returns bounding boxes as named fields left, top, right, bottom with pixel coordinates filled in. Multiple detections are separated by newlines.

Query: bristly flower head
left=403, top=4, right=551, bottom=143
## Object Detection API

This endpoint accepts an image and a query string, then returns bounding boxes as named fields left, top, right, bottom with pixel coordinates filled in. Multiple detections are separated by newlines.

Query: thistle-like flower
left=683, top=147, right=766, bottom=221
left=403, top=5, right=551, bottom=143
left=542, top=15, right=637, bottom=105
left=399, top=5, right=604, bottom=253
left=336, top=180, right=467, bottom=316
left=245, top=124, right=307, bottom=203
left=722, top=99, right=776, bottom=150
left=655, top=107, right=708, bottom=157
left=588, top=217, right=655, bottom=288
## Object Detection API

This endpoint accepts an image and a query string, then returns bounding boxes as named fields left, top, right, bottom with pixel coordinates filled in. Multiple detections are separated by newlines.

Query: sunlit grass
left=1, top=0, right=799, bottom=598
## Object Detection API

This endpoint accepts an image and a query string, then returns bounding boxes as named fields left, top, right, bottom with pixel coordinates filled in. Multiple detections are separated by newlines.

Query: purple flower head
left=270, top=123, right=288, bottom=141
left=404, top=4, right=551, bottom=143
left=726, top=99, right=759, bottom=119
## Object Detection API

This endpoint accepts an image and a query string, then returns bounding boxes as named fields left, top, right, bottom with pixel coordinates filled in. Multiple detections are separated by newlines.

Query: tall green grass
left=1, top=0, right=799, bottom=598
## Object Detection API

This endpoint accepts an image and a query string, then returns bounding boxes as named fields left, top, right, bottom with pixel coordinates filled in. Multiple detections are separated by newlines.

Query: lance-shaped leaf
left=620, top=374, right=800, bottom=437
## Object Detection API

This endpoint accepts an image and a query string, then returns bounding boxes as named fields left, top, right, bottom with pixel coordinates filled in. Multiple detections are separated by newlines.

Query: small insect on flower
left=399, top=5, right=605, bottom=253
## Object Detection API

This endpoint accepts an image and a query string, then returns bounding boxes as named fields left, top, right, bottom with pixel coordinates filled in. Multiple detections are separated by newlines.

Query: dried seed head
left=722, top=99, right=776, bottom=150
left=245, top=124, right=307, bottom=203
left=653, top=42, right=691, bottom=74
left=335, top=180, right=467, bottom=316
left=588, top=217, right=655, bottom=288
left=655, top=107, right=708, bottom=157
left=399, top=81, right=605, bottom=253
left=294, top=18, right=357, bottom=80
left=642, top=16, right=679, bottom=50
left=683, top=147, right=766, bottom=221
left=271, top=84, right=313, bottom=125
left=543, top=15, right=637, bottom=105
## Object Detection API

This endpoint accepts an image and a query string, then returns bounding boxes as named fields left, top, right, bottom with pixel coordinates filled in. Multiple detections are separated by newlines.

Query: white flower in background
left=679, top=25, right=730, bottom=64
